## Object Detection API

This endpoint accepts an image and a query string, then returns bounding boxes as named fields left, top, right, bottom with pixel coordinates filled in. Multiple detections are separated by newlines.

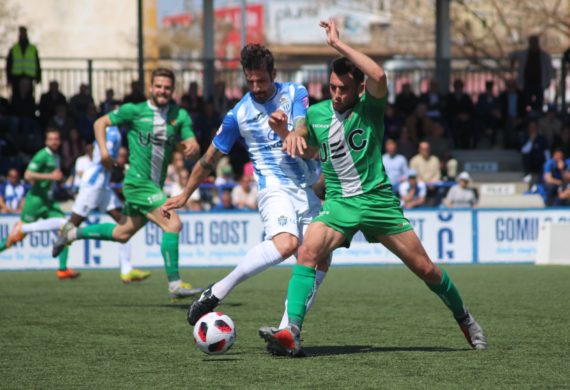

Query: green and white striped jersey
left=109, top=101, right=195, bottom=188
left=306, top=91, right=390, bottom=199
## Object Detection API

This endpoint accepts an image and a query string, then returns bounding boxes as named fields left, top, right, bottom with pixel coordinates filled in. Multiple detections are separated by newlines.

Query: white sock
left=119, top=241, right=133, bottom=275
left=211, top=240, right=284, bottom=300
left=279, top=269, right=327, bottom=329
left=21, top=218, right=67, bottom=234
left=169, top=279, right=181, bottom=290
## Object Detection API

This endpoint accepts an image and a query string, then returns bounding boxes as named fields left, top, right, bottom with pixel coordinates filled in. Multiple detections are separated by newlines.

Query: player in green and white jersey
left=260, top=18, right=487, bottom=356
left=0, top=128, right=79, bottom=279
left=52, top=68, right=203, bottom=299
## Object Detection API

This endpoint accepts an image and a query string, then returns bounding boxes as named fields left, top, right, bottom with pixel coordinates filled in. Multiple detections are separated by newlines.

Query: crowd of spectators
left=1, top=29, right=569, bottom=211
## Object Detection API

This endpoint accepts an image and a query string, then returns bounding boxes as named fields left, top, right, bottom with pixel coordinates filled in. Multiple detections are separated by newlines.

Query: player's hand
left=282, top=131, right=307, bottom=159
left=319, top=17, right=340, bottom=47
left=268, top=110, right=289, bottom=140
left=161, top=193, right=189, bottom=219
left=100, top=152, right=114, bottom=170
left=182, top=138, right=200, bottom=161
left=51, top=169, right=63, bottom=182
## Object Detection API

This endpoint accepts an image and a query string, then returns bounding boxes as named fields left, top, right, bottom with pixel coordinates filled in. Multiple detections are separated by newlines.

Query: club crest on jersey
left=279, top=96, right=291, bottom=112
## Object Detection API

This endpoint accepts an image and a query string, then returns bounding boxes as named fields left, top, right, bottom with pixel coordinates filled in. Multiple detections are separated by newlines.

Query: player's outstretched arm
left=161, top=144, right=224, bottom=218
left=320, top=18, right=387, bottom=98
left=93, top=115, right=113, bottom=170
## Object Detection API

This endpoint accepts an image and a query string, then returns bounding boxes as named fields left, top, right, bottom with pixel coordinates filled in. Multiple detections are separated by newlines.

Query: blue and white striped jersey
left=213, top=82, right=319, bottom=190
left=80, top=126, right=122, bottom=189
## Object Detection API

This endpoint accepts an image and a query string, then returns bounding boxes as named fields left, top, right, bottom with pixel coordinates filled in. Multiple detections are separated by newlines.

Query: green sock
left=426, top=268, right=466, bottom=318
left=0, top=238, right=7, bottom=252
left=78, top=223, right=116, bottom=240
left=286, top=265, right=316, bottom=328
left=58, top=247, right=69, bottom=271
left=161, top=232, right=180, bottom=282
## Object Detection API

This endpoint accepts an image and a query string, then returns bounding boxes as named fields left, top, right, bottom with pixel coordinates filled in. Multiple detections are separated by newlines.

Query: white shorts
left=257, top=186, right=322, bottom=242
left=72, top=186, right=122, bottom=217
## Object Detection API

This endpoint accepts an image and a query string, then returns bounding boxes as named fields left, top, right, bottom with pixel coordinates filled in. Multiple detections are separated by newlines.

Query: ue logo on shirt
left=277, top=215, right=288, bottom=226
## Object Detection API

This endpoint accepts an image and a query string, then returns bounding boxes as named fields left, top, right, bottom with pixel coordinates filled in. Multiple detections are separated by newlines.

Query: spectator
left=165, top=150, right=186, bottom=193
left=443, top=171, right=477, bottom=208
left=110, top=146, right=129, bottom=200
left=446, top=78, right=475, bottom=149
left=396, top=127, right=417, bottom=161
left=61, top=128, right=85, bottom=176
left=394, top=82, right=418, bottom=118
left=10, top=76, right=37, bottom=118
left=214, top=165, right=235, bottom=189
left=213, top=188, right=235, bottom=211
left=538, top=104, right=563, bottom=148
left=39, top=80, right=67, bottom=127
left=399, top=169, right=426, bottom=209
left=521, top=119, right=548, bottom=184
left=47, top=104, right=75, bottom=141
left=180, top=81, right=203, bottom=118
left=170, top=169, right=202, bottom=211
left=99, top=88, right=120, bottom=115
left=382, top=138, right=408, bottom=193
left=212, top=80, right=230, bottom=115
left=404, top=102, right=437, bottom=142
left=424, top=122, right=452, bottom=162
left=123, top=80, right=146, bottom=104
left=77, top=102, right=98, bottom=143
left=543, top=149, right=567, bottom=206
left=420, top=79, right=444, bottom=120
left=69, top=83, right=94, bottom=121
left=193, top=100, right=221, bottom=155
left=509, top=35, right=554, bottom=112
left=6, top=26, right=41, bottom=101
left=476, top=80, right=502, bottom=147
left=499, top=79, right=526, bottom=148
left=0, top=168, right=25, bottom=213
left=232, top=174, right=257, bottom=210
left=552, top=124, right=570, bottom=157
left=10, top=77, right=42, bottom=153
left=410, top=141, right=441, bottom=206
left=72, top=143, right=94, bottom=189
left=383, top=103, right=403, bottom=140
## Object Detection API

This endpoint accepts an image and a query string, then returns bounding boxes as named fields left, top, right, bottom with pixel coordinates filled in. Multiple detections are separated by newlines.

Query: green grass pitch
left=1, top=265, right=569, bottom=389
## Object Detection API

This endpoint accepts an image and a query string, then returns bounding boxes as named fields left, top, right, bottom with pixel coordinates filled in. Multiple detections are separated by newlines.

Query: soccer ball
left=193, top=312, right=236, bottom=355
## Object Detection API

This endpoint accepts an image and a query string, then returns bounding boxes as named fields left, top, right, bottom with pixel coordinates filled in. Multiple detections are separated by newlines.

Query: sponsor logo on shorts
left=147, top=193, right=164, bottom=204
left=277, top=215, right=288, bottom=226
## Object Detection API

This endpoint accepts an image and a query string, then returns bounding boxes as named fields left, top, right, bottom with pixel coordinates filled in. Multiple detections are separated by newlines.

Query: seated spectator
left=10, top=77, right=42, bottom=153
left=424, top=122, right=452, bottom=161
left=404, top=102, right=437, bottom=143
left=443, top=171, right=477, bottom=208
left=499, top=79, right=526, bottom=148
left=99, top=88, right=120, bottom=115
left=420, top=79, right=444, bottom=120
left=446, top=78, right=475, bottom=149
left=180, top=81, right=203, bottom=119
left=61, top=128, right=86, bottom=176
left=214, top=165, right=235, bottom=189
left=399, top=169, right=426, bottom=209
left=123, top=80, right=146, bottom=104
left=394, top=82, right=418, bottom=119
left=382, top=139, right=407, bottom=193
left=521, top=119, right=548, bottom=184
left=72, top=143, right=94, bottom=189
left=410, top=141, right=442, bottom=206
left=232, top=174, right=257, bottom=210
left=213, top=188, right=235, bottom=211
left=476, top=80, right=502, bottom=147
left=77, top=102, right=98, bottom=143
left=212, top=80, right=230, bottom=116
left=0, top=168, right=25, bottom=213
left=69, top=83, right=94, bottom=121
left=543, top=149, right=567, bottom=206
left=39, top=80, right=67, bottom=126
left=538, top=104, right=563, bottom=148
left=396, top=127, right=417, bottom=161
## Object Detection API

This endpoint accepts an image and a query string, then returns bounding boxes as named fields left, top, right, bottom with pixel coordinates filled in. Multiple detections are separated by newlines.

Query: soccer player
left=260, top=19, right=487, bottom=356
left=52, top=68, right=202, bottom=299
left=161, top=44, right=328, bottom=328
left=0, top=128, right=79, bottom=279
left=62, top=125, right=150, bottom=283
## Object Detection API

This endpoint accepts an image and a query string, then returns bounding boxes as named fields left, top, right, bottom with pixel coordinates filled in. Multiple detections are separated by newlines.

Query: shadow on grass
left=110, top=302, right=243, bottom=311
left=303, top=345, right=470, bottom=356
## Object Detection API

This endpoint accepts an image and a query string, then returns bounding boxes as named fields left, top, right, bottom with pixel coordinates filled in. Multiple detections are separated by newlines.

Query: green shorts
left=122, top=180, right=167, bottom=217
left=312, top=187, right=412, bottom=247
left=20, top=194, right=65, bottom=223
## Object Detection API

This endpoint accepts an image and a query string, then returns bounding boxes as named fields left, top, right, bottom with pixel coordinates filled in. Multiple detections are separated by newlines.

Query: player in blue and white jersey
left=65, top=126, right=150, bottom=283
left=162, top=44, right=329, bottom=330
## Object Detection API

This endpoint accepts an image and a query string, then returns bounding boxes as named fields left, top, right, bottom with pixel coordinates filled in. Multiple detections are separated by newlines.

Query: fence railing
left=0, top=56, right=565, bottom=106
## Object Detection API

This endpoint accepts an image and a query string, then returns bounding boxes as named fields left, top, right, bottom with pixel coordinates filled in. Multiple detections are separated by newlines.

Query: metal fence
left=0, top=56, right=565, bottom=106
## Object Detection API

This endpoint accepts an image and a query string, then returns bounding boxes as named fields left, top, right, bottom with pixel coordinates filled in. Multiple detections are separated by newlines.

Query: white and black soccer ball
left=193, top=312, right=236, bottom=355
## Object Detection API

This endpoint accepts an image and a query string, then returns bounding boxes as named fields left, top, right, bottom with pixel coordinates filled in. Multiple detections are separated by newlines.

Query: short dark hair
left=330, top=57, right=364, bottom=84
left=45, top=127, right=60, bottom=135
left=151, top=68, right=175, bottom=84
left=240, top=44, right=274, bottom=74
